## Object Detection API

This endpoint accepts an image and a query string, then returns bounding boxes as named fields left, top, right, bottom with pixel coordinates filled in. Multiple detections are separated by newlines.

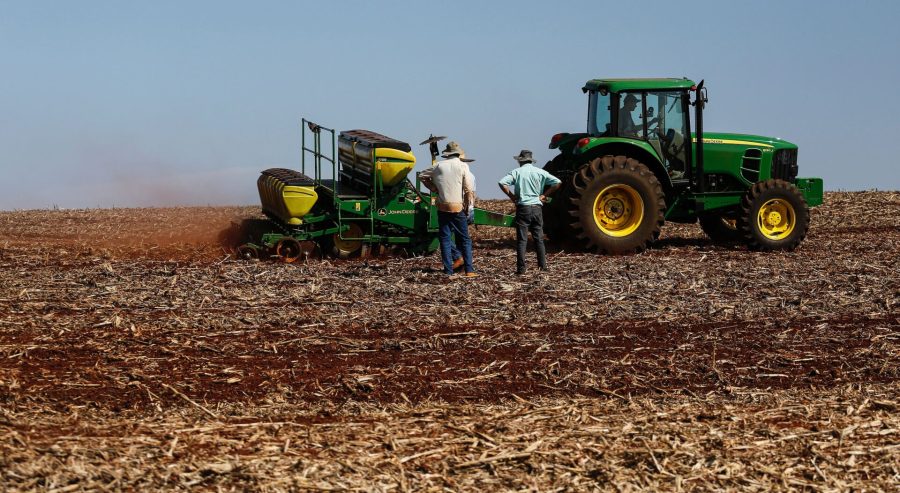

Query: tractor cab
left=586, top=79, right=695, bottom=184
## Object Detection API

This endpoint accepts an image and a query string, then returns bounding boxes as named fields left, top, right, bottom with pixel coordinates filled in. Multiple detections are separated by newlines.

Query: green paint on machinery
left=236, top=119, right=514, bottom=262
left=542, top=78, right=824, bottom=254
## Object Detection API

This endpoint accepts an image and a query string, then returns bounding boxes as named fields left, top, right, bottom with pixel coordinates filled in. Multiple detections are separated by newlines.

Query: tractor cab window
left=648, top=91, right=689, bottom=179
left=618, top=91, right=689, bottom=180
left=616, top=92, right=646, bottom=138
left=587, top=91, right=612, bottom=136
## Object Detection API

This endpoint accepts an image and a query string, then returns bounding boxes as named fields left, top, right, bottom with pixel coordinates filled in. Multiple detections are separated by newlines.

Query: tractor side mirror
left=645, top=107, right=655, bottom=118
left=692, top=79, right=708, bottom=108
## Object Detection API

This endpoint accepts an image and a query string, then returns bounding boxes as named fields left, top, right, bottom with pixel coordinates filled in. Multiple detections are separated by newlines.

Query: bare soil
left=1, top=192, right=898, bottom=491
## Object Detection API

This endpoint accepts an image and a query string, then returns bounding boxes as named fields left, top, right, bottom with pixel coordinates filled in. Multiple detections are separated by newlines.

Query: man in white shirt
left=447, top=152, right=476, bottom=272
left=420, top=141, right=477, bottom=277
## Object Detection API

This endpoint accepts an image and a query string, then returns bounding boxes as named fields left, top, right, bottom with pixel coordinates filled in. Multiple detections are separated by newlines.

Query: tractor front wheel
left=737, top=179, right=810, bottom=251
left=569, top=155, right=665, bottom=254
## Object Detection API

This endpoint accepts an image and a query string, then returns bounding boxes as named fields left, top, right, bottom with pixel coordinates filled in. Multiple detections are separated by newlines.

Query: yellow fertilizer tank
left=338, top=130, right=416, bottom=189
left=375, top=147, right=417, bottom=186
left=257, top=168, right=318, bottom=225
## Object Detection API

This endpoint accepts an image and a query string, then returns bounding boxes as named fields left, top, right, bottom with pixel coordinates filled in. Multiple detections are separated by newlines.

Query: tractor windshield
left=587, top=91, right=612, bottom=136
left=616, top=90, right=690, bottom=179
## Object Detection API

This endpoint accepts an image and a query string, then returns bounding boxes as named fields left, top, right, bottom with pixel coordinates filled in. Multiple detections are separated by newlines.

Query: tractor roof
left=583, top=78, right=696, bottom=93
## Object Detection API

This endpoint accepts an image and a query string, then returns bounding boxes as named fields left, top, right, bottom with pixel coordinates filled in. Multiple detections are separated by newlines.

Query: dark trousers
left=516, top=204, right=547, bottom=273
left=438, top=211, right=473, bottom=275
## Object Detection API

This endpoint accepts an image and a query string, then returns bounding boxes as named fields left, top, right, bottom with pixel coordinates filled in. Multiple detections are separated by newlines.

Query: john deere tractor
left=543, top=78, right=823, bottom=253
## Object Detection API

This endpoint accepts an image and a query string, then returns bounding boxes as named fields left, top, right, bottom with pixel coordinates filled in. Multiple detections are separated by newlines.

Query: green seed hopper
left=237, top=119, right=514, bottom=262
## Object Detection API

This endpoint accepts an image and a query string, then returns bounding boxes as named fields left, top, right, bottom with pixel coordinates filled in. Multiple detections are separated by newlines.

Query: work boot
left=464, top=272, right=479, bottom=278
left=452, top=257, right=464, bottom=272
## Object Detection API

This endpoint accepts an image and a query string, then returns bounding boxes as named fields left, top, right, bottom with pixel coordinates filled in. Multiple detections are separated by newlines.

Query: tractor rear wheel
left=699, top=213, right=741, bottom=243
left=569, top=155, right=665, bottom=254
left=541, top=155, right=575, bottom=245
left=737, top=179, right=810, bottom=251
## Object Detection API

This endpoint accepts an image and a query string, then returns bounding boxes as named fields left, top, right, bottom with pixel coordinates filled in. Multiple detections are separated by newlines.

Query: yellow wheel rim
left=592, top=184, right=644, bottom=237
left=333, top=223, right=363, bottom=254
left=757, top=198, right=796, bottom=240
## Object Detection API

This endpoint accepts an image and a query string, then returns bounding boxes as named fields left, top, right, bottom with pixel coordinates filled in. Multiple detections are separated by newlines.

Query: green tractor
left=543, top=78, right=823, bottom=253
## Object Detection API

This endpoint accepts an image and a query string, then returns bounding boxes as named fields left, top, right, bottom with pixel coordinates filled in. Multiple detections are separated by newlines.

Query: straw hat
left=442, top=141, right=474, bottom=162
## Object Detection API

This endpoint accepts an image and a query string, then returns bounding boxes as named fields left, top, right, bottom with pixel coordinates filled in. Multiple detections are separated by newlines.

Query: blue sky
left=2, top=0, right=899, bottom=209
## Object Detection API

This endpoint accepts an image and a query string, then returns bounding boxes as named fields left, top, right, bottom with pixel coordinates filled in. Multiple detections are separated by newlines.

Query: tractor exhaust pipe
left=693, top=80, right=707, bottom=193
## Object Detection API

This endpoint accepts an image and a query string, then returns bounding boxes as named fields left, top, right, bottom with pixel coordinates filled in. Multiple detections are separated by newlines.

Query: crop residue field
left=1, top=192, right=898, bottom=490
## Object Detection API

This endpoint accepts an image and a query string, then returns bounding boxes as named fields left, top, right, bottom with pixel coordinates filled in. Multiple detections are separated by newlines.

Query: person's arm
left=463, top=191, right=475, bottom=211
left=539, top=183, right=561, bottom=203
left=420, top=169, right=435, bottom=191
left=498, top=173, right=516, bottom=204
left=466, top=170, right=476, bottom=212
left=618, top=110, right=632, bottom=135
left=499, top=184, right=516, bottom=204
left=539, top=173, right=562, bottom=203
left=619, top=111, right=642, bottom=137
left=461, top=166, right=475, bottom=211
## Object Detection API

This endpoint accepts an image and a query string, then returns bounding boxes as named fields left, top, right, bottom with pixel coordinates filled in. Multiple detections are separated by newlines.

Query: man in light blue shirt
left=498, top=150, right=562, bottom=275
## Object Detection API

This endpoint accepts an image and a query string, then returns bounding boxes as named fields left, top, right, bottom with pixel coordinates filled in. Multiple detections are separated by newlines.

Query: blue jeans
left=450, top=208, right=475, bottom=261
left=438, top=211, right=473, bottom=275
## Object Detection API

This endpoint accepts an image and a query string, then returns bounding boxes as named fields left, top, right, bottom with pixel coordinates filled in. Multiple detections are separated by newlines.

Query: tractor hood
left=698, top=132, right=797, bottom=150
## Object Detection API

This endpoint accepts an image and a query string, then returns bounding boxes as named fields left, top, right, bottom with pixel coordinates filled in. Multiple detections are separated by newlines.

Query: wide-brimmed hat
left=513, top=149, right=534, bottom=164
left=441, top=141, right=464, bottom=157
left=441, top=141, right=475, bottom=162
left=623, top=93, right=640, bottom=105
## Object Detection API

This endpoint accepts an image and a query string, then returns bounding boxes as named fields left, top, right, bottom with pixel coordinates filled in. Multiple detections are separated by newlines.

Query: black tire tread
left=541, top=155, right=576, bottom=244
left=567, top=155, right=666, bottom=254
left=737, top=179, right=810, bottom=251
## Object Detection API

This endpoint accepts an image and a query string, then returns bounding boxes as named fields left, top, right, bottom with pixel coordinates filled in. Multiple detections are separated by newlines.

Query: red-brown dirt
left=0, top=192, right=898, bottom=490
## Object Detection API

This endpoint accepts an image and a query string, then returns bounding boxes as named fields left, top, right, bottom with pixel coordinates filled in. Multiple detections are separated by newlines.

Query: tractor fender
left=577, top=139, right=674, bottom=196
left=549, top=132, right=589, bottom=152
